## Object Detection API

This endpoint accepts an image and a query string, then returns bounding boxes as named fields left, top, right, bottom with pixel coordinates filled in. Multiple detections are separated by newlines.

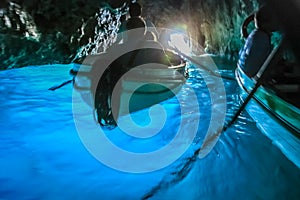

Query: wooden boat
left=236, top=65, right=300, bottom=134
left=236, top=65, right=300, bottom=167
left=71, top=49, right=187, bottom=127
left=116, top=63, right=186, bottom=115
left=238, top=8, right=300, bottom=135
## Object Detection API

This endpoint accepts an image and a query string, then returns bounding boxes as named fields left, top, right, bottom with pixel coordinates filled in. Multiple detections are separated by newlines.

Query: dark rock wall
left=140, top=0, right=260, bottom=58
left=0, top=0, right=101, bottom=69
left=0, top=0, right=261, bottom=69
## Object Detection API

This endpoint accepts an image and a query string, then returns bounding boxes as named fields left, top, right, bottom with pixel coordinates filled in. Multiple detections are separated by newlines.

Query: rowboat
left=236, top=65, right=300, bottom=133
left=116, top=63, right=186, bottom=115
left=235, top=65, right=300, bottom=167
left=71, top=49, right=187, bottom=127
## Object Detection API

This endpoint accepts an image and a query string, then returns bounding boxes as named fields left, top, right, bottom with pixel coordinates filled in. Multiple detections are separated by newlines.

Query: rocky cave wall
left=139, top=0, right=261, bottom=57
left=0, top=0, right=261, bottom=69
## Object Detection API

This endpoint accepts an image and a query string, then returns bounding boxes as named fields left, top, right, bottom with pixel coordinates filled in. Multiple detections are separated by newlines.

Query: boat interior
left=265, top=58, right=300, bottom=108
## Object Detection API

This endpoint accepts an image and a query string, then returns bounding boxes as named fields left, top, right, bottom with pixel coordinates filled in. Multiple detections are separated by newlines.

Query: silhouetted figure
left=128, top=2, right=159, bottom=39
left=94, top=16, right=172, bottom=128
left=129, top=2, right=142, bottom=17
left=109, top=0, right=130, bottom=9
left=238, top=5, right=278, bottom=78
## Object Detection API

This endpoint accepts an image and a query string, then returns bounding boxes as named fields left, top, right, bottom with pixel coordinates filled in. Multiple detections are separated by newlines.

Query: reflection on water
left=0, top=64, right=299, bottom=199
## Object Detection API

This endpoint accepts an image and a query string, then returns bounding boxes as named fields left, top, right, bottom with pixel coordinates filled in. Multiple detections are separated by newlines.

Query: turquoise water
left=0, top=63, right=299, bottom=199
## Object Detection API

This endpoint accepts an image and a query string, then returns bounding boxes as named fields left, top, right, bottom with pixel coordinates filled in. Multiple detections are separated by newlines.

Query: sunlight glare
left=168, top=33, right=192, bottom=55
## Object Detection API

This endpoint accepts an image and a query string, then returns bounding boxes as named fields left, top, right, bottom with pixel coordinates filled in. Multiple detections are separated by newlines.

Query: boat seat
left=273, top=83, right=300, bottom=93
left=263, top=66, right=300, bottom=108
left=267, top=62, right=300, bottom=92
left=268, top=74, right=300, bottom=108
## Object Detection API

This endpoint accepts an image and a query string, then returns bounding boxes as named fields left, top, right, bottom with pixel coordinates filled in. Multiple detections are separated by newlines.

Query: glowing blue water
left=0, top=64, right=299, bottom=199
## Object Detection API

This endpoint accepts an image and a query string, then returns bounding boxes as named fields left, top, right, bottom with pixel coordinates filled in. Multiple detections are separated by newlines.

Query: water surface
left=0, top=63, right=299, bottom=199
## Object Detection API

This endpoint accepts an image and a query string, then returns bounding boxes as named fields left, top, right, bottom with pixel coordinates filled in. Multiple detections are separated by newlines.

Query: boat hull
left=236, top=67, right=300, bottom=134
left=72, top=62, right=186, bottom=117
left=118, top=69, right=185, bottom=115
left=236, top=67, right=300, bottom=167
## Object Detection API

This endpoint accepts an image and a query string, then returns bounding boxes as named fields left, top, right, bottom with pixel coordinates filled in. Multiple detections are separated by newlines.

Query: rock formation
left=0, top=0, right=262, bottom=69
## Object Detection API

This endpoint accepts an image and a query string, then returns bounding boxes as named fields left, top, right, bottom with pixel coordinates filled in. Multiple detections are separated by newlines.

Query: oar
left=172, top=48, right=236, bottom=81
left=48, top=79, right=73, bottom=91
left=198, top=38, right=284, bottom=158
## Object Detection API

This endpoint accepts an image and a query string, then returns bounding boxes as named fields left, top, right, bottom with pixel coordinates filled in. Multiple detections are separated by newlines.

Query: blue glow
left=0, top=63, right=299, bottom=199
